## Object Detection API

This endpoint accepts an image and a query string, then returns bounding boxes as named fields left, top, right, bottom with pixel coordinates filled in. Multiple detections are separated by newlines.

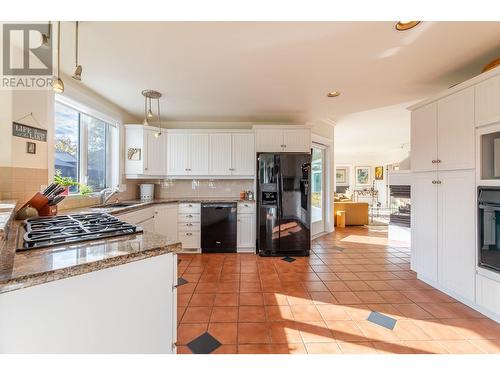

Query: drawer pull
left=186, top=232, right=193, bottom=236
left=244, top=204, right=249, bottom=207
left=216, top=241, right=222, bottom=244
left=187, top=214, right=193, bottom=218
left=186, top=223, right=193, bottom=226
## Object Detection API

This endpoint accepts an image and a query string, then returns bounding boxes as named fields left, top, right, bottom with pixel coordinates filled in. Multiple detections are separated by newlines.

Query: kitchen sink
left=94, top=202, right=137, bottom=209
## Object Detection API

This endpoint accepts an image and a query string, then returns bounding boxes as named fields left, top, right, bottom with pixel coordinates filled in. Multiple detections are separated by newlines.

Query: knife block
left=38, top=204, right=58, bottom=217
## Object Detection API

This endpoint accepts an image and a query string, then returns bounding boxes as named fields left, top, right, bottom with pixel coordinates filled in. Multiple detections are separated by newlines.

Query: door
left=411, top=171, right=438, bottom=283
left=283, top=129, right=311, bottom=153
left=237, top=214, right=256, bottom=248
left=167, top=133, right=189, bottom=175
left=189, top=134, right=209, bottom=175
left=145, top=130, right=165, bottom=175
left=209, top=133, right=232, bottom=175
left=257, top=153, right=280, bottom=254
left=437, top=169, right=476, bottom=301
left=232, top=133, right=255, bottom=176
left=311, top=146, right=326, bottom=236
left=437, top=87, right=475, bottom=171
left=411, top=102, right=438, bottom=172
left=278, top=153, right=311, bottom=254
left=256, top=129, right=283, bottom=153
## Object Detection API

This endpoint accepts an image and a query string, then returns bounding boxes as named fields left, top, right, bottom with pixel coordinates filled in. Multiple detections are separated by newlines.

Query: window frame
left=54, top=98, right=118, bottom=194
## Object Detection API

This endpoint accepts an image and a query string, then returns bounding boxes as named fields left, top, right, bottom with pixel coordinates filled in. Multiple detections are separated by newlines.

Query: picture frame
left=335, top=167, right=349, bottom=185
left=127, top=147, right=141, bottom=161
left=374, top=166, right=384, bottom=180
left=26, top=141, right=36, bottom=154
left=355, top=166, right=370, bottom=186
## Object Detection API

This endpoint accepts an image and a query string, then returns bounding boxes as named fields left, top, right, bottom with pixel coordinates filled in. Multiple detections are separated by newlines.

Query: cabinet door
left=189, top=134, right=209, bottom=175
left=411, top=171, right=438, bottom=283
left=475, top=74, right=500, bottom=127
left=283, top=129, right=311, bottom=153
left=232, top=133, right=255, bottom=176
left=209, top=133, right=231, bottom=175
left=154, top=204, right=178, bottom=242
left=139, top=217, right=155, bottom=232
left=145, top=130, right=165, bottom=175
left=437, top=169, right=475, bottom=302
left=237, top=213, right=256, bottom=248
left=437, top=87, right=475, bottom=171
left=411, top=103, right=438, bottom=172
left=256, top=129, right=283, bottom=153
left=167, top=134, right=189, bottom=175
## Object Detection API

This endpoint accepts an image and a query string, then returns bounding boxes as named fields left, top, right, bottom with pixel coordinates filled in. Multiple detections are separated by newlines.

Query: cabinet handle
left=436, top=159, right=441, bottom=163
left=186, top=223, right=193, bottom=226
left=432, top=180, right=437, bottom=184
left=436, top=180, right=442, bottom=184
left=186, top=232, right=192, bottom=236
left=431, top=160, right=436, bottom=164
left=244, top=204, right=249, bottom=207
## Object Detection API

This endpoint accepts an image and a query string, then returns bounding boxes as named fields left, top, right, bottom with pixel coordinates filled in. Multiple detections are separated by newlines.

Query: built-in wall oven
left=478, top=186, right=500, bottom=272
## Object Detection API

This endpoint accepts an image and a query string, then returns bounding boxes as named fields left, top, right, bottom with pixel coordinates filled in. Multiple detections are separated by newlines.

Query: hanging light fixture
left=141, top=90, right=163, bottom=135
left=72, top=21, right=83, bottom=80
left=52, top=21, right=64, bottom=93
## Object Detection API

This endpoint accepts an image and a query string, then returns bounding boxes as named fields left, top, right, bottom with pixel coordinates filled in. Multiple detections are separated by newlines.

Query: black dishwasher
left=201, top=202, right=237, bottom=253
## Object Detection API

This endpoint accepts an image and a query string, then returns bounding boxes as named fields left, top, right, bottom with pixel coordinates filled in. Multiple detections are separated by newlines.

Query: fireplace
left=389, top=185, right=411, bottom=228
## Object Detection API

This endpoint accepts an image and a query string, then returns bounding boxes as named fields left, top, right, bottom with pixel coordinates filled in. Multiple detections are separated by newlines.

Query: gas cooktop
left=17, top=213, right=143, bottom=251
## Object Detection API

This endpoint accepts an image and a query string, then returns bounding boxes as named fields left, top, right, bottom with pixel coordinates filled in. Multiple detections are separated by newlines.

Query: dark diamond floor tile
left=178, top=259, right=182, bottom=264
left=282, top=256, right=296, bottom=263
left=187, top=332, right=222, bottom=354
left=367, top=311, right=397, bottom=330
left=177, top=277, right=188, bottom=286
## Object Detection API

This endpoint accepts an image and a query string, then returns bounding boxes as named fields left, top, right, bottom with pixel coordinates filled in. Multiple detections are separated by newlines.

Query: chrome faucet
left=99, top=187, right=120, bottom=205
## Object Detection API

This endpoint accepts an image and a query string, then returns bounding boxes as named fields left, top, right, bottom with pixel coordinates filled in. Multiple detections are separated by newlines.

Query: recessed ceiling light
left=395, top=21, right=421, bottom=31
left=327, top=91, right=341, bottom=98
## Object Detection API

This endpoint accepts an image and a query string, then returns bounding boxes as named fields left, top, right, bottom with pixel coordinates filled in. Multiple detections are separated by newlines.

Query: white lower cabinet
left=437, top=169, right=476, bottom=302
left=154, top=204, right=178, bottom=243
left=476, top=272, right=500, bottom=321
left=412, top=169, right=476, bottom=303
left=178, top=203, right=201, bottom=250
left=237, top=202, right=256, bottom=252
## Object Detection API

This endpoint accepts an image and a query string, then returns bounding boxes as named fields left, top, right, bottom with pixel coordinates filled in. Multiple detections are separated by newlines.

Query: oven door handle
left=479, top=204, right=500, bottom=210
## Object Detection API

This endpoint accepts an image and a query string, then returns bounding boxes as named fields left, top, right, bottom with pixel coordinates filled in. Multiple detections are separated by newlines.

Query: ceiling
left=59, top=21, right=500, bottom=123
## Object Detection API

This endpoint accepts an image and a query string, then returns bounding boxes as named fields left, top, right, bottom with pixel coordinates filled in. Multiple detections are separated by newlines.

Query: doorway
left=311, top=145, right=326, bottom=236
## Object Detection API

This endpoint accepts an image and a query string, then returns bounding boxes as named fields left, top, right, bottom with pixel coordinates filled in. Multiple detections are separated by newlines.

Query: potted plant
left=54, top=170, right=93, bottom=196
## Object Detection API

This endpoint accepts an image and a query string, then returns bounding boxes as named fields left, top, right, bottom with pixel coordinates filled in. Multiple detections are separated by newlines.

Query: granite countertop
left=0, top=216, right=181, bottom=295
left=0, top=200, right=17, bottom=241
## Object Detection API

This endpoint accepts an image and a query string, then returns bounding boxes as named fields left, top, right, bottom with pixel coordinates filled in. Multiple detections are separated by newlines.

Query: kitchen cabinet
left=255, top=127, right=311, bottom=153
left=125, top=125, right=166, bottom=178
left=411, top=103, right=437, bottom=172
left=437, top=169, right=475, bottom=302
left=411, top=171, right=438, bottom=283
left=209, top=133, right=232, bottom=175
left=209, top=133, right=255, bottom=176
left=411, top=170, right=476, bottom=302
left=237, top=201, right=256, bottom=252
left=154, top=204, right=178, bottom=243
left=178, top=203, right=201, bottom=250
left=410, top=88, right=474, bottom=172
left=475, top=73, right=500, bottom=127
left=167, top=133, right=209, bottom=176
left=437, top=87, right=475, bottom=171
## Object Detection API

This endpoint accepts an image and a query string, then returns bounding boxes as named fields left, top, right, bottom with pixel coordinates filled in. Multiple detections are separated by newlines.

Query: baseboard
left=417, top=273, right=500, bottom=323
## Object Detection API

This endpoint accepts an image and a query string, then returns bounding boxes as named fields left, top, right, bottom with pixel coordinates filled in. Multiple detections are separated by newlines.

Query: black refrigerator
left=257, top=153, right=311, bottom=257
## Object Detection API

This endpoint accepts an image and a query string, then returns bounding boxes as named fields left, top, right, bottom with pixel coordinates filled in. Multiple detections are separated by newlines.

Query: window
left=54, top=101, right=113, bottom=193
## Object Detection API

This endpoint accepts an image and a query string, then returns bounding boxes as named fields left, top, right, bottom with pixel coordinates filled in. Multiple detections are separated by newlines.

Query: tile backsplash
left=134, top=178, right=255, bottom=200
left=0, top=167, right=48, bottom=208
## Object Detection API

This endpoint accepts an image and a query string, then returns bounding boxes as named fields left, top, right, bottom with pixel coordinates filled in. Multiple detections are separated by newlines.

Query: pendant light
left=141, top=90, right=163, bottom=136
left=72, top=21, right=83, bottom=80
left=52, top=21, right=64, bottom=93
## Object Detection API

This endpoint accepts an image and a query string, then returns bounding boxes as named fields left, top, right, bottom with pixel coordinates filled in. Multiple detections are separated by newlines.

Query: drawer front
left=237, top=202, right=256, bottom=214
left=178, top=222, right=201, bottom=231
left=178, top=213, right=201, bottom=223
left=179, top=231, right=201, bottom=249
left=178, top=203, right=201, bottom=214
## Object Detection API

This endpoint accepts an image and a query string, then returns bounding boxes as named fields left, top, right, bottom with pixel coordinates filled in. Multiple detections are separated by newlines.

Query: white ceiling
left=59, top=21, right=500, bottom=123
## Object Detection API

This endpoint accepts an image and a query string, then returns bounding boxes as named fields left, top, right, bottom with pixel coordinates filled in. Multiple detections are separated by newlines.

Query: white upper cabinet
left=410, top=87, right=474, bottom=172
left=189, top=134, right=209, bottom=175
left=231, top=133, right=255, bottom=176
left=145, top=130, right=165, bottom=176
left=209, top=133, right=232, bottom=175
left=255, top=127, right=311, bottom=153
left=125, top=125, right=166, bottom=178
left=411, top=103, right=437, bottom=172
left=167, top=133, right=189, bottom=175
left=283, top=129, right=312, bottom=152
left=437, top=87, right=475, bottom=171
left=475, top=73, right=500, bottom=127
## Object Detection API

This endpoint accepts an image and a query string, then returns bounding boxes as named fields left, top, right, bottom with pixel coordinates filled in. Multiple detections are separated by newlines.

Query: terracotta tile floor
left=176, top=226, right=500, bottom=354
